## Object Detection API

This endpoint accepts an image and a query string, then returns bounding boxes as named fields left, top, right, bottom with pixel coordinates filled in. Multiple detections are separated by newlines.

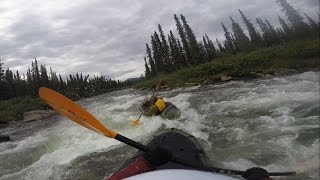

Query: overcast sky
left=0, top=0, right=318, bottom=80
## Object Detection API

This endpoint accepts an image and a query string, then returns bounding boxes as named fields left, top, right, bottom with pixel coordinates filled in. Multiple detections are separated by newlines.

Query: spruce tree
left=40, top=64, right=49, bottom=87
left=205, top=34, right=217, bottom=60
left=153, top=31, right=165, bottom=72
left=26, top=68, right=33, bottom=96
left=230, top=16, right=252, bottom=52
left=14, top=70, right=22, bottom=97
left=0, top=59, right=8, bottom=100
left=265, top=19, right=279, bottom=43
left=168, top=31, right=185, bottom=69
left=167, top=34, right=180, bottom=70
left=276, top=0, right=306, bottom=32
left=151, top=35, right=161, bottom=72
left=18, top=72, right=28, bottom=97
left=221, top=22, right=235, bottom=53
left=58, top=74, right=65, bottom=93
left=146, top=43, right=157, bottom=76
left=238, top=9, right=262, bottom=46
left=304, top=13, right=318, bottom=31
left=256, top=17, right=272, bottom=45
left=180, top=14, right=202, bottom=65
left=176, top=38, right=188, bottom=66
left=5, top=69, right=15, bottom=98
left=174, top=14, right=191, bottom=65
left=216, top=38, right=224, bottom=53
left=0, top=59, right=4, bottom=81
left=144, top=57, right=151, bottom=78
left=158, top=24, right=170, bottom=71
left=278, top=16, right=293, bottom=37
left=49, top=67, right=59, bottom=91
left=202, top=36, right=210, bottom=61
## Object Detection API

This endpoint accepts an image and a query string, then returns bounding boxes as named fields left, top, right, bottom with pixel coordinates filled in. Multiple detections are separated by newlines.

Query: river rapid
left=0, top=71, right=319, bottom=180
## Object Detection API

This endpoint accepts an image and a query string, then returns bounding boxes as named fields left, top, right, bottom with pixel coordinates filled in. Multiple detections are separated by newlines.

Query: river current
left=0, top=71, right=319, bottom=180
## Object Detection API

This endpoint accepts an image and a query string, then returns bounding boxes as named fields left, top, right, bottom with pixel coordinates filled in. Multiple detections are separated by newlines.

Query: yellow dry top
left=155, top=98, right=166, bottom=111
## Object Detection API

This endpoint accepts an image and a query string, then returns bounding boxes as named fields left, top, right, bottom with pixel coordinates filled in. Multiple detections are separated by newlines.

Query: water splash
left=0, top=71, right=319, bottom=180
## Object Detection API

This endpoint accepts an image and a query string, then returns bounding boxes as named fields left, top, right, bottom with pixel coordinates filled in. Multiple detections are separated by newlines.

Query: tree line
left=0, top=58, right=130, bottom=101
left=143, top=0, right=319, bottom=78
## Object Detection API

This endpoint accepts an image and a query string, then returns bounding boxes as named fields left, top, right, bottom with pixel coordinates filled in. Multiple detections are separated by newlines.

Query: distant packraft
left=140, top=96, right=181, bottom=119
left=160, top=102, right=181, bottom=119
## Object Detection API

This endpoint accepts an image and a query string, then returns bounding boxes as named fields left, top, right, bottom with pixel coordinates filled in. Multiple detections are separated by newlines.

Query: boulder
left=221, top=76, right=233, bottom=81
left=0, top=135, right=10, bottom=142
left=274, top=68, right=298, bottom=76
left=160, top=85, right=168, bottom=89
left=203, top=79, right=213, bottom=84
left=23, top=110, right=56, bottom=122
left=249, top=72, right=265, bottom=78
left=184, top=82, right=198, bottom=86
left=264, top=74, right=274, bottom=79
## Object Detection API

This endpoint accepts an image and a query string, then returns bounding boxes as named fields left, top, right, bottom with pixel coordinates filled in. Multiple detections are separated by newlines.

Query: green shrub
left=0, top=97, right=49, bottom=123
left=134, top=37, right=320, bottom=89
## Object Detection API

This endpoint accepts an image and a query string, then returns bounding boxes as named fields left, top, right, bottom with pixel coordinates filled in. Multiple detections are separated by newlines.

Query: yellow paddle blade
left=49, top=102, right=103, bottom=135
left=132, top=118, right=141, bottom=126
left=38, top=87, right=117, bottom=138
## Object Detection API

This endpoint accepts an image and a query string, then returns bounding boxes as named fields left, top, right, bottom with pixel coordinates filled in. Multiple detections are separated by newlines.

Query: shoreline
left=0, top=68, right=318, bottom=140
left=147, top=67, right=319, bottom=92
left=0, top=114, right=61, bottom=142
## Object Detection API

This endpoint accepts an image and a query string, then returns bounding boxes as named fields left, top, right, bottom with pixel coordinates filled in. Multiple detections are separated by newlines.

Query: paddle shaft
left=152, top=79, right=163, bottom=96
left=115, top=134, right=149, bottom=152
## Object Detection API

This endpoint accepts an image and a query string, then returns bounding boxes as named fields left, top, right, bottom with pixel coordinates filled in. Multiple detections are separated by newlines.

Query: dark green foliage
left=137, top=38, right=319, bottom=89
left=146, top=43, right=157, bottom=76
left=221, top=22, right=235, bottom=53
left=0, top=59, right=9, bottom=100
left=151, top=33, right=164, bottom=73
left=277, top=0, right=306, bottom=32
left=203, top=34, right=217, bottom=60
left=256, top=17, right=273, bottom=46
left=180, top=14, right=202, bottom=65
left=304, top=13, right=319, bottom=31
left=158, top=24, right=171, bottom=72
left=168, top=31, right=186, bottom=69
left=238, top=9, right=262, bottom=45
left=265, top=19, right=279, bottom=43
left=0, top=97, right=49, bottom=123
left=174, top=14, right=191, bottom=65
left=230, top=16, right=252, bottom=52
left=5, top=69, right=15, bottom=98
left=216, top=38, right=224, bottom=52
left=0, top=58, right=128, bottom=103
left=144, top=57, right=151, bottom=79
left=278, top=16, right=294, bottom=38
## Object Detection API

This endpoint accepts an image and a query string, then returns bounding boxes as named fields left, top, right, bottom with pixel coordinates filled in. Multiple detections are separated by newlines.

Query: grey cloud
left=1, top=0, right=319, bottom=79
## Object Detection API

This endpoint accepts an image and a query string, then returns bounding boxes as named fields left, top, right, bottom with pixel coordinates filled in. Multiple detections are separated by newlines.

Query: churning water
left=0, top=71, right=319, bottom=180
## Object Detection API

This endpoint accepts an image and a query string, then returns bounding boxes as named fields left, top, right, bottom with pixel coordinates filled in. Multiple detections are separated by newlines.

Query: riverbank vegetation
left=135, top=37, right=319, bottom=88
left=0, top=97, right=48, bottom=123
left=0, top=59, right=135, bottom=123
left=0, top=0, right=319, bottom=123
left=141, top=0, right=319, bottom=82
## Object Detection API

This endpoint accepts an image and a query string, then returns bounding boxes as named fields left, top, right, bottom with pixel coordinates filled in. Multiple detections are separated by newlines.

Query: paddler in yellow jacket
left=140, top=95, right=167, bottom=116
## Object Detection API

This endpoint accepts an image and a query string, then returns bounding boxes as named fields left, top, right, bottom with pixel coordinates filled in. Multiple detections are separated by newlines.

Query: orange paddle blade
left=38, top=87, right=117, bottom=138
left=132, top=119, right=141, bottom=126
left=49, top=102, right=103, bottom=135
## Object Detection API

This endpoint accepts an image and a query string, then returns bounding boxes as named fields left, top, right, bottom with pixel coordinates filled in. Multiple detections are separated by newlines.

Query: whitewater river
left=0, top=71, right=319, bottom=180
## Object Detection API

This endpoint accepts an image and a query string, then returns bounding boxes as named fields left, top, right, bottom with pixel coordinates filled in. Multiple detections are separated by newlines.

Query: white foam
left=1, top=71, right=319, bottom=179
